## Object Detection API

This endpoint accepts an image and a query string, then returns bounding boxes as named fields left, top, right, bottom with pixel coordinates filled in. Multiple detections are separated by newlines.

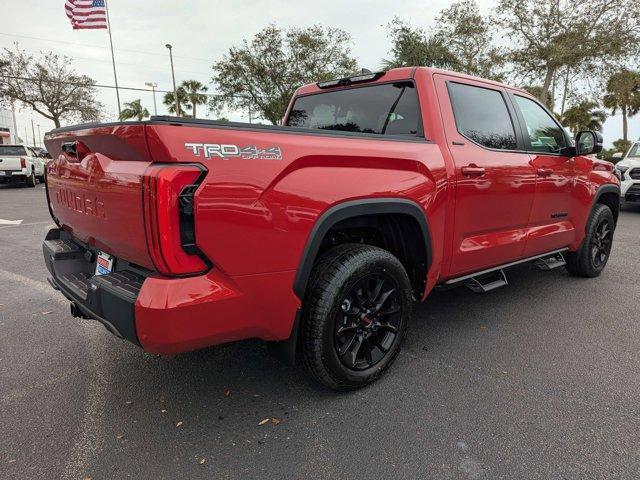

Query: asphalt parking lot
left=1, top=182, right=639, bottom=480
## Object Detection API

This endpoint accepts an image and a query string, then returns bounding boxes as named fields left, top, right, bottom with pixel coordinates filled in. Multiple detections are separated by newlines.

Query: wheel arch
left=292, top=198, right=433, bottom=301
left=593, top=184, right=621, bottom=226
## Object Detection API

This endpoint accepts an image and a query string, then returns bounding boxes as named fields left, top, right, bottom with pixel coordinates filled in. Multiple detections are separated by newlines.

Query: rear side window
left=514, top=96, right=567, bottom=154
left=447, top=82, right=517, bottom=150
left=0, top=146, right=27, bottom=156
left=287, top=82, right=421, bottom=136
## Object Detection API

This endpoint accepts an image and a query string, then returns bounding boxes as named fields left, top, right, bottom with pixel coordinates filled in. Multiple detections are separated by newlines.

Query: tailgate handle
left=61, top=141, right=90, bottom=162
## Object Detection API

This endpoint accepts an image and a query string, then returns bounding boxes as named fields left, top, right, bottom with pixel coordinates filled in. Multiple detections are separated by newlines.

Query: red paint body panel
left=43, top=67, right=619, bottom=355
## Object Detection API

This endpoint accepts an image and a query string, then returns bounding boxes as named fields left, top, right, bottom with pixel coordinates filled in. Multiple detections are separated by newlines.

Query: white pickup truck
left=613, top=141, right=640, bottom=209
left=0, top=145, right=46, bottom=187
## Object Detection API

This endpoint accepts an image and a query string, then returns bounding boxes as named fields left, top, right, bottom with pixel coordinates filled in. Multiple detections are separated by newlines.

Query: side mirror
left=575, top=130, right=603, bottom=156
left=612, top=152, right=624, bottom=160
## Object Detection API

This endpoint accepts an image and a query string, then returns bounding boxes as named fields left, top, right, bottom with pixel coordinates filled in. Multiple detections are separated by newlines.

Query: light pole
left=10, top=101, right=18, bottom=144
left=31, top=119, right=36, bottom=147
left=145, top=82, right=158, bottom=116
left=165, top=44, right=180, bottom=117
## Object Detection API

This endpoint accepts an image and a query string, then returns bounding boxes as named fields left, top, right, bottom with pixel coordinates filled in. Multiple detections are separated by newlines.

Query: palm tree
left=180, top=80, right=208, bottom=118
left=119, top=99, right=149, bottom=121
left=163, top=87, right=189, bottom=116
left=603, top=69, right=640, bottom=142
left=561, top=101, right=607, bottom=134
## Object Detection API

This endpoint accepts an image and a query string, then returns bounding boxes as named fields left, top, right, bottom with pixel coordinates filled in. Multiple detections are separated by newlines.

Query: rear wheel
left=565, top=204, right=614, bottom=277
left=25, top=170, right=36, bottom=187
left=301, top=244, right=412, bottom=391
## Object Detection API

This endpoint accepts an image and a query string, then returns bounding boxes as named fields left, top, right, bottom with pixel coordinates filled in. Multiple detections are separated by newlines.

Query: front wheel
left=565, top=204, right=614, bottom=277
left=301, top=244, right=413, bottom=391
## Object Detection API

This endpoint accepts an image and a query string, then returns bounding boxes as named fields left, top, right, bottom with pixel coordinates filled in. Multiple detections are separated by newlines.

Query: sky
left=1, top=0, right=638, bottom=148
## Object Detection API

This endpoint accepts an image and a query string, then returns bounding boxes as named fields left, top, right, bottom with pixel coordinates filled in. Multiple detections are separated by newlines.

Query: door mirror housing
left=612, top=152, right=624, bottom=160
left=575, top=130, right=603, bottom=156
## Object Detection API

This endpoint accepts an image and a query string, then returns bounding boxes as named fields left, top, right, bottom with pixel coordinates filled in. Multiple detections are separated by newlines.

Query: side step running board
left=466, top=269, right=508, bottom=293
left=534, top=252, right=566, bottom=271
left=442, top=248, right=569, bottom=293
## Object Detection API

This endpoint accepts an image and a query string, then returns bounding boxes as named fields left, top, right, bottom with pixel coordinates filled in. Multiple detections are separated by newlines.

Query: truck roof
left=294, top=66, right=530, bottom=97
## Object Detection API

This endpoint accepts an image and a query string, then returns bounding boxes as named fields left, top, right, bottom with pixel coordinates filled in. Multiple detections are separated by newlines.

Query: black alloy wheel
left=334, top=273, right=402, bottom=371
left=591, top=217, right=613, bottom=269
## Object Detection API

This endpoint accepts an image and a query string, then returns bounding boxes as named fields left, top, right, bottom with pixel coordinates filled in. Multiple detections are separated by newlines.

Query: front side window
left=447, top=82, right=518, bottom=150
left=287, top=81, right=421, bottom=136
left=514, top=96, right=567, bottom=154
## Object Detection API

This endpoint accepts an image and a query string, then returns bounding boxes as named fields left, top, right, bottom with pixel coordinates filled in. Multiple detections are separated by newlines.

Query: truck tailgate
left=44, top=124, right=155, bottom=270
left=0, top=156, right=23, bottom=171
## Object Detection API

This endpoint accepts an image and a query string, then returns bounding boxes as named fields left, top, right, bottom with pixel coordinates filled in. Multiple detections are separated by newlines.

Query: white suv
left=614, top=142, right=640, bottom=209
left=0, top=145, right=46, bottom=187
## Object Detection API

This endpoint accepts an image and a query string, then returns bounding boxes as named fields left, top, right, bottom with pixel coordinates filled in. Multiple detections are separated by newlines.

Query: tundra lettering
left=55, top=188, right=106, bottom=219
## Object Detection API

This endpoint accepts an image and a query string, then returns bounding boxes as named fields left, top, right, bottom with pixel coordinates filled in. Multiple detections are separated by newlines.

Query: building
left=0, top=108, right=17, bottom=144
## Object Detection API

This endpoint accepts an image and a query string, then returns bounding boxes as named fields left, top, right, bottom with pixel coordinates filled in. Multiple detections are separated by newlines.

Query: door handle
left=61, top=140, right=90, bottom=162
left=536, top=168, right=553, bottom=177
left=461, top=165, right=486, bottom=176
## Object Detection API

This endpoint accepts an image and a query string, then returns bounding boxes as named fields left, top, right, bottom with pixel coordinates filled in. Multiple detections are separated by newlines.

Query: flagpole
left=104, top=0, right=121, bottom=118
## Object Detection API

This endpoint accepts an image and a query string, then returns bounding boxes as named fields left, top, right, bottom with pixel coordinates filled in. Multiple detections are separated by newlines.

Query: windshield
left=628, top=143, right=640, bottom=158
left=0, top=146, right=27, bottom=156
left=287, top=81, right=421, bottom=136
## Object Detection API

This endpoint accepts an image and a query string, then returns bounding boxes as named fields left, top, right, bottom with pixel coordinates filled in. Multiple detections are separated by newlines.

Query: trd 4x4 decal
left=185, top=143, right=282, bottom=160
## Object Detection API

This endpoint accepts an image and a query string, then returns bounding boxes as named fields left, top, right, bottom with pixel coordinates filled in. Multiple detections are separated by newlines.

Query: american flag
left=65, top=0, right=108, bottom=30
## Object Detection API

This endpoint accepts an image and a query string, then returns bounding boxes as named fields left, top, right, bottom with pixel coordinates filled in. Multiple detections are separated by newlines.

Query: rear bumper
left=43, top=228, right=144, bottom=345
left=43, top=228, right=300, bottom=355
left=0, top=170, right=27, bottom=181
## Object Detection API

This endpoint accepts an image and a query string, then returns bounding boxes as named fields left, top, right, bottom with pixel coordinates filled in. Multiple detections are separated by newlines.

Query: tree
left=433, top=0, right=504, bottom=80
left=613, top=138, right=632, bottom=155
left=211, top=25, right=357, bottom=124
left=560, top=100, right=606, bottom=134
left=163, top=87, right=190, bottom=117
left=382, top=18, right=458, bottom=70
left=119, top=99, right=149, bottom=121
left=180, top=80, right=208, bottom=118
left=522, top=86, right=555, bottom=110
left=602, top=69, right=640, bottom=142
left=0, top=44, right=102, bottom=128
left=497, top=0, right=640, bottom=108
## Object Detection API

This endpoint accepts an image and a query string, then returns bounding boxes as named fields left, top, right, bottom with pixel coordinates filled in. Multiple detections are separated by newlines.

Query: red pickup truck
left=43, top=67, right=620, bottom=390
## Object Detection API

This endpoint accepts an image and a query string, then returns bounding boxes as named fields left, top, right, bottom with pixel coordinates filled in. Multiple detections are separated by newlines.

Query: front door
left=510, top=94, right=577, bottom=256
left=435, top=76, right=537, bottom=276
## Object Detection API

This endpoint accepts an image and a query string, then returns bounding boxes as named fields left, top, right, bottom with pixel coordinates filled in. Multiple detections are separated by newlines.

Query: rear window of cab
left=0, top=146, right=27, bottom=156
left=286, top=81, right=421, bottom=137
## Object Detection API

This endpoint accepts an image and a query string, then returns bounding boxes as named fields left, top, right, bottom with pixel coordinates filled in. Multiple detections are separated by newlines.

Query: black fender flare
left=593, top=184, right=620, bottom=203
left=292, top=198, right=433, bottom=300
left=591, top=183, right=621, bottom=225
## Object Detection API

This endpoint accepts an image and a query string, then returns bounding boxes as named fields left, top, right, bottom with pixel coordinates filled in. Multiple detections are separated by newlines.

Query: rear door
left=434, top=75, right=537, bottom=276
left=27, top=147, right=45, bottom=176
left=510, top=94, right=577, bottom=256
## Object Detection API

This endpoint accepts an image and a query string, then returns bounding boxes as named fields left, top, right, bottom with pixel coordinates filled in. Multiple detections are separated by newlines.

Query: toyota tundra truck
left=42, top=67, right=620, bottom=390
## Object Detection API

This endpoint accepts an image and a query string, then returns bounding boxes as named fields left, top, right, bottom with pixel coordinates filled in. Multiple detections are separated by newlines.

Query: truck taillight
left=142, top=164, right=209, bottom=276
left=20, top=157, right=26, bottom=169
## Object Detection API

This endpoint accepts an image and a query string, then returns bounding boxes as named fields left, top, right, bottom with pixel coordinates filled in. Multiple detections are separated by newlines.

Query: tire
left=565, top=204, right=614, bottom=277
left=25, top=170, right=36, bottom=187
left=301, top=244, right=412, bottom=391
left=38, top=175, right=45, bottom=183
